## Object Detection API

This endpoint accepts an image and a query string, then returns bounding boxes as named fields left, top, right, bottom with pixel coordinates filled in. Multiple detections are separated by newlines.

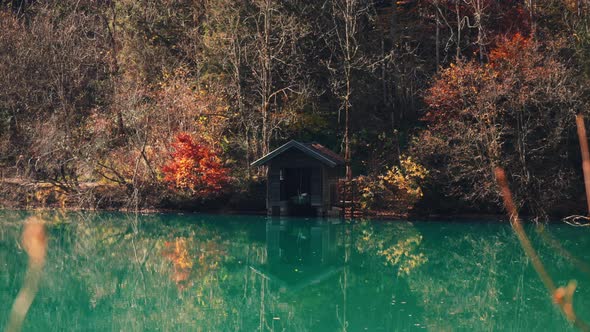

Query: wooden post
left=339, top=180, right=345, bottom=219
left=575, top=114, right=590, bottom=216
left=350, top=180, right=355, bottom=219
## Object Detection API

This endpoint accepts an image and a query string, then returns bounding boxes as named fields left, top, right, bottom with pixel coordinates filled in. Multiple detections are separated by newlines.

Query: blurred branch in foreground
left=577, top=114, right=590, bottom=217
left=563, top=114, right=590, bottom=226
left=537, top=225, right=590, bottom=277
left=495, top=168, right=590, bottom=331
left=5, top=216, right=47, bottom=332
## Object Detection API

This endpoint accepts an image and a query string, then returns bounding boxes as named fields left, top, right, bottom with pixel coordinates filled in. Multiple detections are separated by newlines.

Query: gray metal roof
left=251, top=140, right=345, bottom=167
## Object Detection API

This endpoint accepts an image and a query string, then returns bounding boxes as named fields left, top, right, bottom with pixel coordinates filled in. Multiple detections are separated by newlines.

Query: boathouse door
left=280, top=167, right=321, bottom=215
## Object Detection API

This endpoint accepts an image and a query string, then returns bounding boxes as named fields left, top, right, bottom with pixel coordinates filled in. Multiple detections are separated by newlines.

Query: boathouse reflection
left=250, top=218, right=345, bottom=293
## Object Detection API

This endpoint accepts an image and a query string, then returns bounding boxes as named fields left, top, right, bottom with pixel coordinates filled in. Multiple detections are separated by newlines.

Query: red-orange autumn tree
left=412, top=34, right=587, bottom=216
left=162, top=133, right=230, bottom=198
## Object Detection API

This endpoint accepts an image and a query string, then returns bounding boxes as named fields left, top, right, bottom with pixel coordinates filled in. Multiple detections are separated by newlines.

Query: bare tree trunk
left=104, top=0, right=124, bottom=134
left=262, top=102, right=269, bottom=156
left=527, top=0, right=535, bottom=36
left=345, top=75, right=352, bottom=180
left=435, top=6, right=440, bottom=70
left=247, top=0, right=306, bottom=160
left=260, top=0, right=272, bottom=157
left=468, top=0, right=487, bottom=64
left=476, top=1, right=484, bottom=63
left=337, top=0, right=364, bottom=180
left=343, top=0, right=351, bottom=179
left=388, top=2, right=397, bottom=129
left=455, top=1, right=461, bottom=61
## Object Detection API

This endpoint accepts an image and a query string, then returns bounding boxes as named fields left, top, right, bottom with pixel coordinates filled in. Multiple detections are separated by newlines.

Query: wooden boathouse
left=251, top=140, right=345, bottom=216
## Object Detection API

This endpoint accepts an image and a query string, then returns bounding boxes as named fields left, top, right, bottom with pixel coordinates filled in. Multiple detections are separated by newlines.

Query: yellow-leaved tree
left=358, top=155, right=428, bottom=214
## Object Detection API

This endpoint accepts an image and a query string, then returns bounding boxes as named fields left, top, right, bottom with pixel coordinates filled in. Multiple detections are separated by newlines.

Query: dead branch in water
left=562, top=215, right=590, bottom=227
left=5, top=217, right=47, bottom=332
left=495, top=167, right=590, bottom=331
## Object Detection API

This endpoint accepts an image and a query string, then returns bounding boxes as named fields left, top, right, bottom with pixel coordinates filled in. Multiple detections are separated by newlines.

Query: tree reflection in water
left=1, top=212, right=590, bottom=331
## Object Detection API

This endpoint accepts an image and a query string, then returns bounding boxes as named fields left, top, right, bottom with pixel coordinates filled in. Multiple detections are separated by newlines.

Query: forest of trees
left=0, top=0, right=589, bottom=217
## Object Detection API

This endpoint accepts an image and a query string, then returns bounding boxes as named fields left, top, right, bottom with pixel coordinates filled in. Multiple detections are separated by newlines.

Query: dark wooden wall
left=265, top=149, right=341, bottom=215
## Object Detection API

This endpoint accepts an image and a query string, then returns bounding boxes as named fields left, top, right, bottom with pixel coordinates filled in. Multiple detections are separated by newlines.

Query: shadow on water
left=1, top=211, right=590, bottom=331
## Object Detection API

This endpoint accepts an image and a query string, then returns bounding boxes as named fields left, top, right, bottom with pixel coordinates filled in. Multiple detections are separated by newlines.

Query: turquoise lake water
left=1, top=211, right=590, bottom=331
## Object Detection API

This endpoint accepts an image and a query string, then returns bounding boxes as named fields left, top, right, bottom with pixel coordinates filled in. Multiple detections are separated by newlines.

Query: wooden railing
left=336, top=179, right=364, bottom=219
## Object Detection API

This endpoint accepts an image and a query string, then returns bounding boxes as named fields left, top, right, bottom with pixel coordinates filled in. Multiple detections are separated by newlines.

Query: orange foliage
left=162, top=238, right=193, bottom=290
left=417, top=33, right=580, bottom=211
left=489, top=33, right=533, bottom=67
left=161, top=235, right=227, bottom=291
left=422, top=62, right=490, bottom=124
left=162, top=133, right=229, bottom=198
left=424, top=33, right=541, bottom=126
